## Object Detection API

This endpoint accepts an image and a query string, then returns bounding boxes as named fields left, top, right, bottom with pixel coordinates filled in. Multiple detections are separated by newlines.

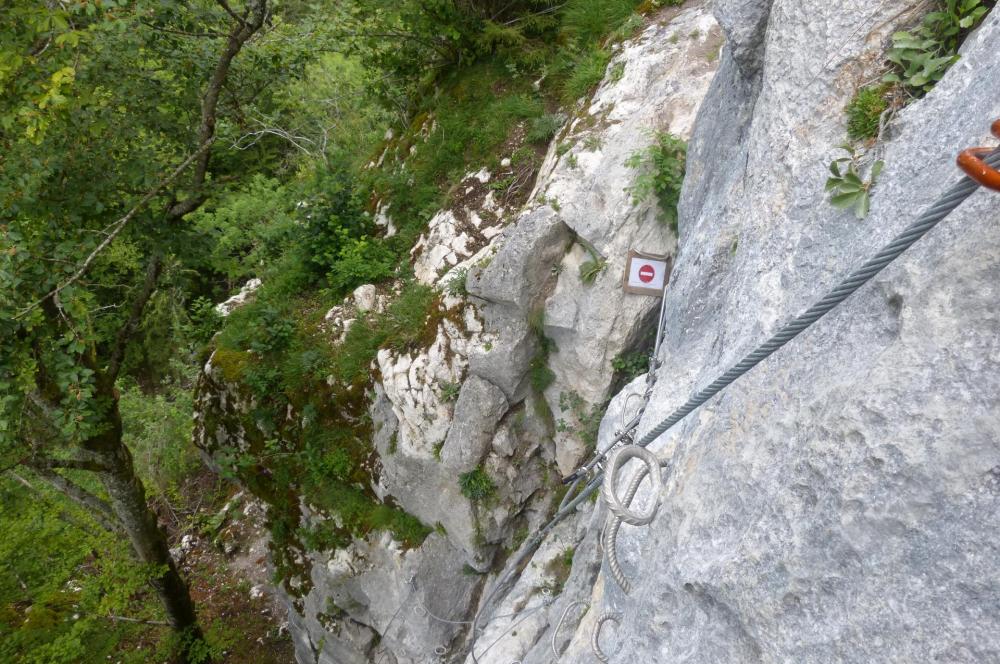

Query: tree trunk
left=85, top=394, right=203, bottom=658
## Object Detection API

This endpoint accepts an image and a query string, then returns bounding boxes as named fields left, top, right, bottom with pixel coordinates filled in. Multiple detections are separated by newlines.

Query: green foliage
left=578, top=239, right=605, bottom=285
left=611, top=350, right=647, bottom=382
left=119, top=367, right=199, bottom=502
left=561, top=0, right=639, bottom=45
left=562, top=48, right=612, bottom=103
left=0, top=476, right=159, bottom=664
left=825, top=146, right=884, bottom=220
left=444, top=268, right=469, bottom=297
left=459, top=466, right=497, bottom=502
left=579, top=258, right=605, bottom=284
left=439, top=380, right=462, bottom=402
left=845, top=86, right=889, bottom=141
left=529, top=355, right=557, bottom=393
left=526, top=307, right=557, bottom=393
left=609, top=61, right=626, bottom=82
left=626, top=132, right=687, bottom=232
left=189, top=175, right=299, bottom=285
left=527, top=113, right=567, bottom=143
left=883, top=0, right=989, bottom=94
left=556, top=390, right=604, bottom=451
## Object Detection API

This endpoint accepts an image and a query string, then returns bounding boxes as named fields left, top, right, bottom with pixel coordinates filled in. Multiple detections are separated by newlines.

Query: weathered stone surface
left=466, top=205, right=570, bottom=312
left=215, top=278, right=262, bottom=316
left=412, top=169, right=511, bottom=285
left=440, top=376, right=509, bottom=472
left=486, top=2, right=1000, bottom=663
left=533, top=4, right=722, bottom=474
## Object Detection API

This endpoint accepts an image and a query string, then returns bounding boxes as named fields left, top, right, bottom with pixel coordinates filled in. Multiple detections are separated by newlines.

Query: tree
left=0, top=1, right=274, bottom=659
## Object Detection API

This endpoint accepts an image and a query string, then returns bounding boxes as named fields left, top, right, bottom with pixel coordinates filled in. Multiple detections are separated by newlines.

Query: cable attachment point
left=602, top=446, right=663, bottom=526
left=957, top=118, right=1000, bottom=191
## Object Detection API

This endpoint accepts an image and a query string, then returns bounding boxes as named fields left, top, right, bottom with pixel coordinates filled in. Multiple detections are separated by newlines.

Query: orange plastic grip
left=957, top=118, right=1000, bottom=192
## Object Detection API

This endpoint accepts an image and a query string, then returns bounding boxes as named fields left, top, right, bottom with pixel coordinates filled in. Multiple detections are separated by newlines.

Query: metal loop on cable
left=957, top=119, right=1000, bottom=191
left=591, top=611, right=623, bottom=663
left=551, top=600, right=589, bottom=657
left=603, top=446, right=662, bottom=526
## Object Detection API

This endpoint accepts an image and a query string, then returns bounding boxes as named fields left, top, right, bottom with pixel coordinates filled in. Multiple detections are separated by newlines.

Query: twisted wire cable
left=635, top=148, right=1000, bottom=449
left=470, top=147, right=1000, bottom=663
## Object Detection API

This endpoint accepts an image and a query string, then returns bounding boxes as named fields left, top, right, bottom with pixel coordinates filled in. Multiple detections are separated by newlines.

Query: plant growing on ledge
left=845, top=85, right=889, bottom=141
left=825, top=146, right=884, bottom=220
left=459, top=466, right=497, bottom=502
left=626, top=131, right=687, bottom=232
left=882, top=0, right=989, bottom=95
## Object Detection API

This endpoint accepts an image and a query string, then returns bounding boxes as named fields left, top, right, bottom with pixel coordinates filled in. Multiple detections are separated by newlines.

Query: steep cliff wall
left=195, top=0, right=1000, bottom=661
left=474, top=1, right=1000, bottom=662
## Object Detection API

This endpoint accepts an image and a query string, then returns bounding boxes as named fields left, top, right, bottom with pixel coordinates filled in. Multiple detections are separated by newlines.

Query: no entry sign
left=623, top=250, right=670, bottom=296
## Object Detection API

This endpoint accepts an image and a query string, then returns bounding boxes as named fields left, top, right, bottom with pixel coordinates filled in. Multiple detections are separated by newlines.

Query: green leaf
left=830, top=191, right=860, bottom=208
left=854, top=192, right=871, bottom=219
left=870, top=160, right=885, bottom=181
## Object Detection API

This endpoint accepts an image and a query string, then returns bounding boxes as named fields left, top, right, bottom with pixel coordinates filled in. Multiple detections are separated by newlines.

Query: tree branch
left=107, top=253, right=164, bottom=382
left=27, top=466, right=124, bottom=534
left=138, top=19, right=224, bottom=38
left=30, top=456, right=112, bottom=473
left=169, top=0, right=268, bottom=219
left=15, top=140, right=215, bottom=320
left=215, top=0, right=248, bottom=27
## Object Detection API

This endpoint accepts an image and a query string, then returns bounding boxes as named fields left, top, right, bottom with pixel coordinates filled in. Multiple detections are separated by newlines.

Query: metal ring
left=551, top=600, right=589, bottom=657
left=591, top=611, right=623, bottom=663
left=957, top=119, right=1000, bottom=191
left=602, top=445, right=662, bottom=526
left=620, top=392, right=644, bottom=429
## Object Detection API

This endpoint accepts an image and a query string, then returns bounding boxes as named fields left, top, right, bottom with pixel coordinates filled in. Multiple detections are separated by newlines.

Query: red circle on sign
left=638, top=264, right=655, bottom=283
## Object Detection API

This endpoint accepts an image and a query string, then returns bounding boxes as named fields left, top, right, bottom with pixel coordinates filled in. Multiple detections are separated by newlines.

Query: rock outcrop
left=194, top=0, right=1000, bottom=661
left=469, top=1, right=1000, bottom=663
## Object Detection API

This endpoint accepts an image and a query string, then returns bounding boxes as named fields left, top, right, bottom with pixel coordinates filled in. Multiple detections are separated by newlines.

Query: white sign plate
left=623, top=250, right=670, bottom=296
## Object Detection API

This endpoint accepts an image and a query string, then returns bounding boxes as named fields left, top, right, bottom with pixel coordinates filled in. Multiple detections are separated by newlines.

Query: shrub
left=626, top=132, right=687, bottom=232
left=444, top=268, right=468, bottom=297
left=326, top=236, right=396, bottom=294
left=611, top=350, right=647, bottom=382
left=529, top=353, right=556, bottom=392
left=459, top=466, right=497, bottom=502
left=883, top=0, right=989, bottom=95
left=845, top=86, right=889, bottom=141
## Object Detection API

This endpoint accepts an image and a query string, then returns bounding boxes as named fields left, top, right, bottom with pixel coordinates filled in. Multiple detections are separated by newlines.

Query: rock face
left=467, top=1, right=1000, bottom=663
left=197, top=0, right=1000, bottom=661
left=193, top=4, right=724, bottom=663
left=541, top=6, right=722, bottom=472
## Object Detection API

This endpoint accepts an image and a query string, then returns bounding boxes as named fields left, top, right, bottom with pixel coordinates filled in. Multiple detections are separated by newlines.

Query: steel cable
left=469, top=146, right=999, bottom=662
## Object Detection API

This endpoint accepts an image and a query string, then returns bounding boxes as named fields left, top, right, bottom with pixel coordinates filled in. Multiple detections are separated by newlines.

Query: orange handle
left=957, top=118, right=1000, bottom=192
